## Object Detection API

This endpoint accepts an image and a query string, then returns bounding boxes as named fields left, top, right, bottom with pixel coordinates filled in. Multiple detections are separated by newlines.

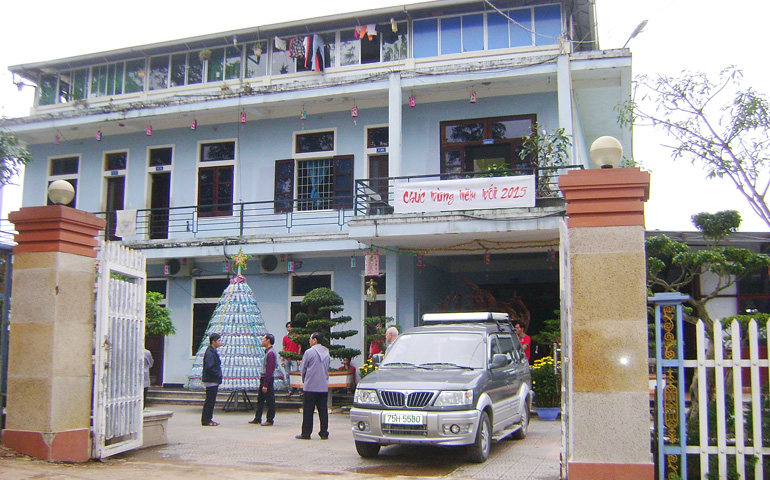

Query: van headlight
left=354, top=389, right=380, bottom=405
left=435, top=390, right=473, bottom=406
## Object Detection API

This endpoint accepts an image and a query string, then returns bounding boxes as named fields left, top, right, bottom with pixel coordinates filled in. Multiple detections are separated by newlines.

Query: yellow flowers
left=359, top=358, right=379, bottom=379
left=531, top=356, right=561, bottom=408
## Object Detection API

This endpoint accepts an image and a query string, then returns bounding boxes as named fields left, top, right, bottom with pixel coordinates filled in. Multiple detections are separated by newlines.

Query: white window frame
left=47, top=155, right=80, bottom=206
left=145, top=144, right=175, bottom=210
left=195, top=139, right=238, bottom=217
left=101, top=149, right=129, bottom=212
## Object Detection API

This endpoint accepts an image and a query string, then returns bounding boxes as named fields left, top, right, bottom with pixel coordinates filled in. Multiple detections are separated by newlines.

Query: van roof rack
left=422, top=312, right=514, bottom=332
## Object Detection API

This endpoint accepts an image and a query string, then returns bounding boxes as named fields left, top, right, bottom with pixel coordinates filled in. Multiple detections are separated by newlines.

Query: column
left=1, top=205, right=105, bottom=462
left=558, top=168, right=653, bottom=480
left=388, top=71, right=402, bottom=178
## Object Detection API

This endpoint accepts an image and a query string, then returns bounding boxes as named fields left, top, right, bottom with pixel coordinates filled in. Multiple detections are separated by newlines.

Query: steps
left=146, top=386, right=353, bottom=409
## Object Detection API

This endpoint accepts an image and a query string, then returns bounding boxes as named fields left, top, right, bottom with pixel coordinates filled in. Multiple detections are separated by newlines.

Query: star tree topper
left=231, top=249, right=251, bottom=274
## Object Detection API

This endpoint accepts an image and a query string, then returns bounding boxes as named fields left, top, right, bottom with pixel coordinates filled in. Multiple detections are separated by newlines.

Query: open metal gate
left=92, top=241, right=146, bottom=458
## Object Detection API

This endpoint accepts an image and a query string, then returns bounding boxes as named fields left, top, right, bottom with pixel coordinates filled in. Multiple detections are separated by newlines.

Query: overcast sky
left=0, top=0, right=766, bottom=232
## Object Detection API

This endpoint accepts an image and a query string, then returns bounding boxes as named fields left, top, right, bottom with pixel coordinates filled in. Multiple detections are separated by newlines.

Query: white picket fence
left=673, top=318, right=770, bottom=479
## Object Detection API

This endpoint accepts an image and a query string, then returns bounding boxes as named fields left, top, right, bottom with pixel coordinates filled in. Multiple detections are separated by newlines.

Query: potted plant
left=198, top=49, right=212, bottom=62
left=531, top=355, right=561, bottom=420
left=518, top=123, right=571, bottom=198
left=280, top=287, right=361, bottom=389
left=279, top=64, right=289, bottom=74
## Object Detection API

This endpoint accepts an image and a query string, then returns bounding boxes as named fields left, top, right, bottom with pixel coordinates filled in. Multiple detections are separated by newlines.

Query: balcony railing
left=94, top=166, right=580, bottom=242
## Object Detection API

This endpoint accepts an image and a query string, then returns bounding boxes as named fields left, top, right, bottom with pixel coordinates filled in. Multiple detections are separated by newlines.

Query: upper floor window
left=197, top=140, right=235, bottom=217
left=414, top=4, right=561, bottom=58
left=104, top=151, right=128, bottom=172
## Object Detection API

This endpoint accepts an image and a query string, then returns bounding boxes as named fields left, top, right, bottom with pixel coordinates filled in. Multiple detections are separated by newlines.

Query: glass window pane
left=188, top=53, right=203, bottom=84
left=91, top=65, right=106, bottom=97
left=382, top=22, right=408, bottom=62
left=73, top=69, right=87, bottom=101
left=339, top=29, right=359, bottom=66
left=149, top=147, right=173, bottom=167
left=323, top=33, right=336, bottom=68
left=361, top=31, right=379, bottom=64
left=441, top=16, right=461, bottom=55
left=224, top=46, right=241, bottom=80
left=292, top=274, right=331, bottom=296
left=488, top=10, right=510, bottom=49
left=114, top=62, right=124, bottom=94
left=207, top=48, right=225, bottom=82
left=413, top=19, right=438, bottom=58
left=149, top=56, right=169, bottom=90
left=105, top=152, right=127, bottom=171
left=534, top=5, right=561, bottom=46
left=272, top=48, right=294, bottom=75
left=245, top=41, right=267, bottom=78
left=200, top=141, right=235, bottom=161
left=58, top=71, right=73, bottom=103
left=462, top=14, right=483, bottom=52
left=445, top=123, right=484, bottom=143
left=106, top=64, right=116, bottom=96
left=50, top=157, right=79, bottom=175
left=170, top=54, right=186, bottom=87
left=195, top=278, right=231, bottom=298
left=510, top=9, right=533, bottom=47
left=147, top=280, right=167, bottom=296
left=295, top=131, right=334, bottom=153
left=125, top=59, right=145, bottom=93
left=367, top=127, right=389, bottom=148
left=491, top=118, right=533, bottom=139
left=40, top=74, right=57, bottom=105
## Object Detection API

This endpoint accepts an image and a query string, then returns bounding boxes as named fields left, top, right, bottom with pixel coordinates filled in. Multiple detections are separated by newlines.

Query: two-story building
left=2, top=0, right=631, bottom=386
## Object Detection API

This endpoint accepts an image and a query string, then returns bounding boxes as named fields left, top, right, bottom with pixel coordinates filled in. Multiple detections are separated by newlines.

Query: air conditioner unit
left=260, top=254, right=289, bottom=274
left=164, top=258, right=194, bottom=277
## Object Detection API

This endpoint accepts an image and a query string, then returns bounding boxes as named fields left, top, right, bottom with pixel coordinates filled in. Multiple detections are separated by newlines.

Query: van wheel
left=467, top=411, right=491, bottom=463
left=355, top=440, right=381, bottom=458
left=511, top=401, right=529, bottom=440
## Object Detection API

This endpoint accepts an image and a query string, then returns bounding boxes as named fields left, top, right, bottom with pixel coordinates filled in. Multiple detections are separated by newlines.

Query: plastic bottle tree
left=187, top=249, right=286, bottom=391
left=280, top=287, right=361, bottom=363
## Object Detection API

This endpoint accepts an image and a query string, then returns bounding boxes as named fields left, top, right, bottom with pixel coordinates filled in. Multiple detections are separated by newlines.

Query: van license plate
left=383, top=412, right=424, bottom=425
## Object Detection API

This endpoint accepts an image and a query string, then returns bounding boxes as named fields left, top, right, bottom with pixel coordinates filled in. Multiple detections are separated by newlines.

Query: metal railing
left=93, top=167, right=580, bottom=241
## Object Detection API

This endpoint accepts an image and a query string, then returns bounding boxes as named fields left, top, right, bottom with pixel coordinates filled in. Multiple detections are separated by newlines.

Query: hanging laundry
left=311, top=34, right=325, bottom=73
left=365, top=24, right=377, bottom=41
left=289, top=36, right=305, bottom=59
left=355, top=25, right=367, bottom=39
left=274, top=36, right=287, bottom=51
left=303, top=36, right=313, bottom=69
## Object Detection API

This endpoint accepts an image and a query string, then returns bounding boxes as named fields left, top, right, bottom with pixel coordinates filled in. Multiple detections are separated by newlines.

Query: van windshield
left=382, top=332, right=485, bottom=369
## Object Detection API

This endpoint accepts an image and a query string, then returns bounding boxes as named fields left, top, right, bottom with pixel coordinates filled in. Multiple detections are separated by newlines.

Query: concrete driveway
left=2, top=405, right=561, bottom=480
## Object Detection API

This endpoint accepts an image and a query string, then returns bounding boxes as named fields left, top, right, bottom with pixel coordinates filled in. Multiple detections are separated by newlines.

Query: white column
left=388, top=72, right=403, bottom=178
left=557, top=54, right=575, bottom=164
left=385, top=253, right=398, bottom=322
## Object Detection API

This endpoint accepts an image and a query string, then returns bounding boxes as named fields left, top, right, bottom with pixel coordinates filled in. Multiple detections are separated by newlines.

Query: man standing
left=281, top=322, right=300, bottom=396
left=250, top=333, right=277, bottom=425
left=296, top=332, right=330, bottom=440
left=384, top=326, right=399, bottom=354
left=201, top=333, right=222, bottom=426
left=515, top=321, right=531, bottom=362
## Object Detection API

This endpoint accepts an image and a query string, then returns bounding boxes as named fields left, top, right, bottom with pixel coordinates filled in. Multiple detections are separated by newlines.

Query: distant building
left=2, top=1, right=633, bottom=385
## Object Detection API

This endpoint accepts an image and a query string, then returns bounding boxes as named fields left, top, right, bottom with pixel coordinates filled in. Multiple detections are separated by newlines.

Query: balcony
left=96, top=166, right=580, bottom=247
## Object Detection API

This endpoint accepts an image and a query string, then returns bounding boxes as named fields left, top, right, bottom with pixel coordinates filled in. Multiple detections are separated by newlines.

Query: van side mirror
left=372, top=353, right=383, bottom=365
left=491, top=353, right=509, bottom=369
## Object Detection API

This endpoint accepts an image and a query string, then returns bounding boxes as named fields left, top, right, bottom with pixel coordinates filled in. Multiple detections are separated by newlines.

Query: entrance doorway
left=149, top=172, right=170, bottom=240
left=105, top=176, right=125, bottom=241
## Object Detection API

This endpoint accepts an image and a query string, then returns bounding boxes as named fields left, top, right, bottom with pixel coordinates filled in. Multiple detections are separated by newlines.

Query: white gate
left=92, top=241, right=146, bottom=458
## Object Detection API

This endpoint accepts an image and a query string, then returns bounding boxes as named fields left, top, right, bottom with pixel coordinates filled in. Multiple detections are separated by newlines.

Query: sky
left=0, top=0, right=767, bottom=232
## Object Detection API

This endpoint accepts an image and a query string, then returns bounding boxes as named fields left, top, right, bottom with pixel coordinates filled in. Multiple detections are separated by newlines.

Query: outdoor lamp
left=48, top=179, right=75, bottom=205
left=589, top=136, right=623, bottom=168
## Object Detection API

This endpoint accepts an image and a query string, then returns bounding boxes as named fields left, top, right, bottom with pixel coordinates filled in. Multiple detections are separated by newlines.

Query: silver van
left=350, top=312, right=532, bottom=463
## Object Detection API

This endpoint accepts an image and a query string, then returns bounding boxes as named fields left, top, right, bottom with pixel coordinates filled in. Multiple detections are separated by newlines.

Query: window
left=290, top=273, right=332, bottom=326
left=104, top=151, right=127, bottom=172
left=197, top=141, right=235, bottom=217
left=206, top=46, right=242, bottom=82
left=149, top=55, right=170, bottom=91
left=91, top=62, right=125, bottom=98
left=47, top=156, right=79, bottom=208
left=274, top=130, right=353, bottom=213
left=440, top=115, right=535, bottom=177
left=245, top=41, right=268, bottom=79
left=39, top=68, right=88, bottom=105
left=192, top=277, right=231, bottom=355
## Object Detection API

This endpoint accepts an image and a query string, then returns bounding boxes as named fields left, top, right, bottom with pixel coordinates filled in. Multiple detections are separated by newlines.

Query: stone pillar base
left=568, top=461, right=654, bottom=480
left=142, top=410, right=173, bottom=448
left=1, top=428, right=90, bottom=462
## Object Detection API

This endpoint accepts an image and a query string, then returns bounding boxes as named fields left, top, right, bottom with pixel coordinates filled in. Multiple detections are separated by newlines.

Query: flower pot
left=288, top=370, right=354, bottom=389
left=535, top=406, right=560, bottom=421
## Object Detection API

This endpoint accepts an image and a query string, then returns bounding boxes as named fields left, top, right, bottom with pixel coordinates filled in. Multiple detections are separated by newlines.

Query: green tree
left=617, top=67, right=770, bottom=229
left=646, top=210, right=770, bottom=330
left=281, top=287, right=360, bottom=363
left=0, top=130, right=32, bottom=186
left=145, top=291, right=175, bottom=336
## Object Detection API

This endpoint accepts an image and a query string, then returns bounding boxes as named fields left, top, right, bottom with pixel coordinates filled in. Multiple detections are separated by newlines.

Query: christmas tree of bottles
left=187, top=249, right=286, bottom=391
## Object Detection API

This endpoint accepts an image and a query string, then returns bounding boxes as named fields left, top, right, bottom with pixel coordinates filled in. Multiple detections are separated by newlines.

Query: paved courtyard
left=2, top=404, right=561, bottom=479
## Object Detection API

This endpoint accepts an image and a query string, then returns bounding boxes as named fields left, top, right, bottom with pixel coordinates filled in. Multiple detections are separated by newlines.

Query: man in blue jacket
left=296, top=332, right=330, bottom=440
left=249, top=333, right=277, bottom=426
left=201, top=333, right=222, bottom=426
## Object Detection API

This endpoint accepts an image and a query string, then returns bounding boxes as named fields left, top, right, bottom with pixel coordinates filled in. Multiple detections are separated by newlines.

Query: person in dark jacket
left=249, top=333, right=277, bottom=425
left=201, top=332, right=222, bottom=426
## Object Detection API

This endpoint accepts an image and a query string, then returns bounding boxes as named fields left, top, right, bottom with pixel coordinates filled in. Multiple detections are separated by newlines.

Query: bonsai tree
left=281, top=287, right=361, bottom=363
left=146, top=291, right=175, bottom=336
left=363, top=316, right=399, bottom=356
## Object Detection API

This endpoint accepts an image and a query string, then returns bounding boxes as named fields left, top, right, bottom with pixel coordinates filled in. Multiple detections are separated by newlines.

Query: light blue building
left=3, top=0, right=631, bottom=386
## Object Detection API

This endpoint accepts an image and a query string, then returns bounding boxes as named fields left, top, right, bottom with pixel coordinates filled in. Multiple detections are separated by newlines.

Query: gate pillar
left=558, top=168, right=653, bottom=479
left=1, top=205, right=105, bottom=462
